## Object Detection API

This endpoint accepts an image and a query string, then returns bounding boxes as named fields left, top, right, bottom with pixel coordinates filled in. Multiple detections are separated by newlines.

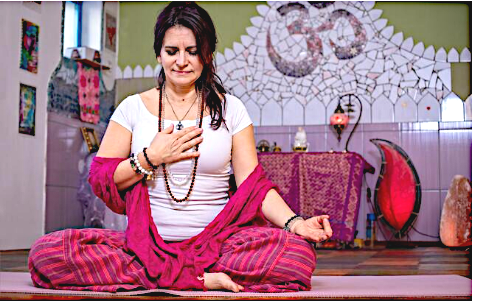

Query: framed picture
left=105, top=13, right=117, bottom=52
left=19, top=84, right=36, bottom=136
left=80, top=127, right=100, bottom=153
left=20, top=19, right=39, bottom=73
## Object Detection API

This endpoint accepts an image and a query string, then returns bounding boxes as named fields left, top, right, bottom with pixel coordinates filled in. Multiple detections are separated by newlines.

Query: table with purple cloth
left=258, top=152, right=374, bottom=243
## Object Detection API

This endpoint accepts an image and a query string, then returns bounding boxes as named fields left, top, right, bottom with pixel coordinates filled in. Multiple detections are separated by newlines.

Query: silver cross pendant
left=176, top=122, right=183, bottom=130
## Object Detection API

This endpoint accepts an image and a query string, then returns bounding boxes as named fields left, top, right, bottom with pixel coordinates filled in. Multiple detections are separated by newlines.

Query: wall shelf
left=74, top=58, right=110, bottom=70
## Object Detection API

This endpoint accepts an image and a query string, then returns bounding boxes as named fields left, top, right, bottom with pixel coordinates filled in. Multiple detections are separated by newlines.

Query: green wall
left=373, top=2, right=470, bottom=51
left=118, top=1, right=262, bottom=69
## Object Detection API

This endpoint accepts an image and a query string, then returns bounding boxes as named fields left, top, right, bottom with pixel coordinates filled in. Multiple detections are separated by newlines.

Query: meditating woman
left=29, top=2, right=332, bottom=293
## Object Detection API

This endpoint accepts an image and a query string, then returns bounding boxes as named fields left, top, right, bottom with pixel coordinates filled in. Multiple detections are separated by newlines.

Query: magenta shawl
left=88, top=157, right=276, bottom=290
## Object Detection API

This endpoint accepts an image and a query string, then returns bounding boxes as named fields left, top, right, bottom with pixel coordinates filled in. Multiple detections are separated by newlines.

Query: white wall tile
left=373, top=18, right=387, bottom=31
left=305, top=99, right=326, bottom=125
left=143, top=65, right=153, bottom=78
left=439, top=129, right=472, bottom=186
left=261, top=100, right=282, bottom=125
left=423, top=45, right=435, bottom=60
left=412, top=42, right=425, bottom=56
left=395, top=95, right=417, bottom=122
left=133, top=65, right=143, bottom=78
left=418, top=93, right=440, bottom=121
left=415, top=65, right=433, bottom=80
left=390, top=32, right=403, bottom=46
left=434, top=47, right=447, bottom=62
left=441, top=92, right=464, bottom=122
left=371, top=95, right=394, bottom=123
left=401, top=37, right=414, bottom=51
left=460, top=48, right=471, bottom=62
left=123, top=66, right=132, bottom=79
left=283, top=98, right=304, bottom=125
left=380, top=25, right=394, bottom=39
left=437, top=68, right=452, bottom=91
left=447, top=48, right=459, bottom=63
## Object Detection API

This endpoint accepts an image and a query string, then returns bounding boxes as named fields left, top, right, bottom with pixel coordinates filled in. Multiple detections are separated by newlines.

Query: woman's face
left=158, top=25, right=204, bottom=89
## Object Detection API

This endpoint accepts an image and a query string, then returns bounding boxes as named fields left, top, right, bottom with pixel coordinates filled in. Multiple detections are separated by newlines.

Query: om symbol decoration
left=266, top=2, right=367, bottom=78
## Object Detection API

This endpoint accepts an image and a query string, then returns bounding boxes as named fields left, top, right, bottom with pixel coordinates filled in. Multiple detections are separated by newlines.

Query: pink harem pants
left=29, top=227, right=316, bottom=293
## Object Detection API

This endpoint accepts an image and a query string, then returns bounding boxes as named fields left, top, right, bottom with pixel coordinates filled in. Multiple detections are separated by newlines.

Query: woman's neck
left=164, top=82, right=197, bottom=103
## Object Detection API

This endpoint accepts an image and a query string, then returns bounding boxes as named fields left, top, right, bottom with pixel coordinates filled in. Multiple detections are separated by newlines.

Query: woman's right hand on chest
left=146, top=124, right=203, bottom=166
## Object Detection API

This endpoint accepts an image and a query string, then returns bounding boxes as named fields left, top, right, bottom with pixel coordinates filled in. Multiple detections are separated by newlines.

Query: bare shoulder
left=139, top=87, right=159, bottom=102
left=139, top=87, right=160, bottom=113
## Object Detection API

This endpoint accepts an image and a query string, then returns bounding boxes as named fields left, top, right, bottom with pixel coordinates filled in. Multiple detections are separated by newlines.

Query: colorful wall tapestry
left=48, top=58, right=115, bottom=125
left=78, top=63, right=100, bottom=124
left=105, top=13, right=117, bottom=52
left=19, top=84, right=36, bottom=136
left=20, top=19, right=39, bottom=74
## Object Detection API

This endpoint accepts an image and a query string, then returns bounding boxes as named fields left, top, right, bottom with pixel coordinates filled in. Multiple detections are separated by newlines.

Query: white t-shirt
left=110, top=93, right=252, bottom=241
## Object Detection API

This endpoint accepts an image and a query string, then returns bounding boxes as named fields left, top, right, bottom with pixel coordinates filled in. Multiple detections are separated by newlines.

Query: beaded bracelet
left=143, top=147, right=159, bottom=170
left=283, top=215, right=304, bottom=232
left=133, top=152, right=154, bottom=177
left=129, top=154, right=141, bottom=175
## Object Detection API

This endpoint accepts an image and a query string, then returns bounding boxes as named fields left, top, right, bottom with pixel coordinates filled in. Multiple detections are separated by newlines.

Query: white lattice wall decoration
left=116, top=1, right=472, bottom=126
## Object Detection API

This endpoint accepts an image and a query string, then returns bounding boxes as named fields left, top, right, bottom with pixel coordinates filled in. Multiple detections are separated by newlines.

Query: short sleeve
left=109, top=95, right=139, bottom=132
left=225, top=94, right=253, bottom=135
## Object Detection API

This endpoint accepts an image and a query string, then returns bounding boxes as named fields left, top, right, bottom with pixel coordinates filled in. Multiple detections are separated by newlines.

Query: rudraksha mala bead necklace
left=158, top=84, right=204, bottom=203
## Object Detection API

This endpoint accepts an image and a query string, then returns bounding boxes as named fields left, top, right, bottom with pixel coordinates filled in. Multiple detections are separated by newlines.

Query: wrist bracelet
left=283, top=215, right=304, bottom=232
left=133, top=152, right=154, bottom=177
left=129, top=154, right=141, bottom=175
left=143, top=147, right=159, bottom=170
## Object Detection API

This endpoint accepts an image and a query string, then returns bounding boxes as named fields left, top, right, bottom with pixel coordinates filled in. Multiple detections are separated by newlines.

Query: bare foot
left=203, top=272, right=244, bottom=292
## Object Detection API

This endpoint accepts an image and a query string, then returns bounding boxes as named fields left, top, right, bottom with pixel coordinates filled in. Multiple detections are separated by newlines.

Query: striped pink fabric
left=211, top=228, right=316, bottom=292
left=29, top=227, right=315, bottom=292
left=29, top=229, right=156, bottom=292
left=29, top=159, right=316, bottom=292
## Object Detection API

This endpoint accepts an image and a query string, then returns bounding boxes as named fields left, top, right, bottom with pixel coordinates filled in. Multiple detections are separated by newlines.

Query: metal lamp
left=330, top=102, right=349, bottom=142
left=330, top=94, right=363, bottom=151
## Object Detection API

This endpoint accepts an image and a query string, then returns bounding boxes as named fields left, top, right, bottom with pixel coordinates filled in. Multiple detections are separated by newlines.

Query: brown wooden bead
left=158, top=85, right=204, bottom=203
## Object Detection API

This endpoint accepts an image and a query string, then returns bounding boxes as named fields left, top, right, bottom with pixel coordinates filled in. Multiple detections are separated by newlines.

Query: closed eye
left=166, top=50, right=198, bottom=56
left=164, top=47, right=198, bottom=56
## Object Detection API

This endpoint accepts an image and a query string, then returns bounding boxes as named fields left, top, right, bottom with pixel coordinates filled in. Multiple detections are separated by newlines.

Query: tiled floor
left=1, top=244, right=471, bottom=279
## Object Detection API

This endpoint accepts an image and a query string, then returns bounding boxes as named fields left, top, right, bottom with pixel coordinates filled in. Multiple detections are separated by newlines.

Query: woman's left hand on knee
left=291, top=215, right=333, bottom=243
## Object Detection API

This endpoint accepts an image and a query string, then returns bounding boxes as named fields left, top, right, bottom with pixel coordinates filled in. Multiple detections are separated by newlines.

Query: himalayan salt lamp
left=440, top=175, right=472, bottom=247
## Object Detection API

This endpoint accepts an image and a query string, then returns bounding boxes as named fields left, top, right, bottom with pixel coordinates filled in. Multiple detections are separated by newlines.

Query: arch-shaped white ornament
left=372, top=94, right=394, bottom=123
left=395, top=95, right=417, bottom=122
left=441, top=92, right=464, bottom=122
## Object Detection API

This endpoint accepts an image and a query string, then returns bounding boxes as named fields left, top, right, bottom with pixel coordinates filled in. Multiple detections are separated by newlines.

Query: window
left=62, top=1, right=103, bottom=57
left=63, top=1, right=81, bottom=56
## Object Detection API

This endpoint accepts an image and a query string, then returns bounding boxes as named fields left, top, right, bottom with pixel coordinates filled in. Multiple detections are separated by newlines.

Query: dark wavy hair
left=154, top=1, right=226, bottom=130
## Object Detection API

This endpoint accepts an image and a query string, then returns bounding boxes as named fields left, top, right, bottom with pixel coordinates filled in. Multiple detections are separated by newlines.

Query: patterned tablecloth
left=258, top=152, right=374, bottom=243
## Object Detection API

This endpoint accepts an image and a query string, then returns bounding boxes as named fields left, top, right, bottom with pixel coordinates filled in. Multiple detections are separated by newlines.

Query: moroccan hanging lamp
left=330, top=94, right=362, bottom=151
left=329, top=102, right=349, bottom=142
